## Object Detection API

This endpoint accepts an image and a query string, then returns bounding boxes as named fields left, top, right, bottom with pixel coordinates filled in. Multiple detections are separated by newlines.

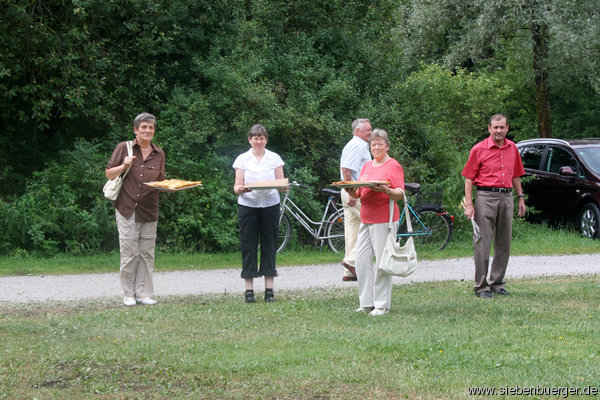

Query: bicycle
left=277, top=181, right=345, bottom=253
left=397, top=183, right=454, bottom=250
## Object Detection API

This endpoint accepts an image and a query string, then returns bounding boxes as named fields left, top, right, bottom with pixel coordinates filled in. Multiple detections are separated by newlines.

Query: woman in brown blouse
left=105, top=112, right=166, bottom=306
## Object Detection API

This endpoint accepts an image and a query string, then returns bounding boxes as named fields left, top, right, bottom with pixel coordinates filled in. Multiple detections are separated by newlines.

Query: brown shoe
left=342, top=275, right=357, bottom=281
left=341, top=261, right=356, bottom=276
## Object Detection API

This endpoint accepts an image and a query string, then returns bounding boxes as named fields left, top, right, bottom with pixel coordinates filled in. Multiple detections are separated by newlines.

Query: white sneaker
left=135, top=297, right=157, bottom=305
left=368, top=308, right=389, bottom=316
left=355, top=307, right=373, bottom=313
left=123, top=297, right=136, bottom=307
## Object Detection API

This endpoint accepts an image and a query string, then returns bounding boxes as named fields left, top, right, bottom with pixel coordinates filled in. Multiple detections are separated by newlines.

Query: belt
left=477, top=186, right=512, bottom=193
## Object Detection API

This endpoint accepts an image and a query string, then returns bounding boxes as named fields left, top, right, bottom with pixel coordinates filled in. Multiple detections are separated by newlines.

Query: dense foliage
left=1, top=0, right=599, bottom=255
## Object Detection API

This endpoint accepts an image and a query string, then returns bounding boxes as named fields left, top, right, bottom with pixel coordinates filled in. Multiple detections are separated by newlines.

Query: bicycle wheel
left=325, top=209, right=345, bottom=253
left=277, top=213, right=292, bottom=253
left=399, top=206, right=452, bottom=250
left=415, top=207, right=453, bottom=250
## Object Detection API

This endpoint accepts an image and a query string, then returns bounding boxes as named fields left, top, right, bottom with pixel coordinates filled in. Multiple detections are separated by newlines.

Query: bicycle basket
left=415, top=184, right=443, bottom=208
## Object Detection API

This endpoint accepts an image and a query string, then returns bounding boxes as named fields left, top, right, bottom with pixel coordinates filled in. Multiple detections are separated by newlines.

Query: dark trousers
left=238, top=204, right=279, bottom=279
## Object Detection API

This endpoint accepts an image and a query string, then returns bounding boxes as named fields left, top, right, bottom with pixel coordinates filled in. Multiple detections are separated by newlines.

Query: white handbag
left=103, top=141, right=133, bottom=201
left=378, top=191, right=418, bottom=277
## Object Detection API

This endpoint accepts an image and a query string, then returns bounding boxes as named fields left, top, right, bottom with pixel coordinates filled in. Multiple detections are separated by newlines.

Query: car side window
left=545, top=146, right=579, bottom=175
left=520, top=144, right=545, bottom=170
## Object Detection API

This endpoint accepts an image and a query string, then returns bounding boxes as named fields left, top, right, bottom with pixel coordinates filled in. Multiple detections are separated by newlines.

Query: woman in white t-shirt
left=233, top=124, right=286, bottom=303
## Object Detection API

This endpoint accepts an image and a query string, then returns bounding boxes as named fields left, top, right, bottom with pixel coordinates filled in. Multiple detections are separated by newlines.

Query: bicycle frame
left=397, top=203, right=435, bottom=239
left=279, top=187, right=342, bottom=241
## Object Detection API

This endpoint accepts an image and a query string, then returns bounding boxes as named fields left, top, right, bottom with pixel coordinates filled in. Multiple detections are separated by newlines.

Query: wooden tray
left=144, top=180, right=203, bottom=192
left=331, top=180, right=389, bottom=188
left=244, top=178, right=289, bottom=190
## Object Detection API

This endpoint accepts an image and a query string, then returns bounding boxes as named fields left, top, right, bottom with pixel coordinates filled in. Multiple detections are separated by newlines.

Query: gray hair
left=248, top=124, right=268, bottom=139
left=489, top=114, right=508, bottom=126
left=370, top=128, right=390, bottom=146
left=133, top=112, right=157, bottom=129
left=352, top=118, right=370, bottom=135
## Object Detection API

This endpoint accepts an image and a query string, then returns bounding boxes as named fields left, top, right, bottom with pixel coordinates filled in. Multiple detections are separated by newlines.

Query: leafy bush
left=0, top=140, right=115, bottom=255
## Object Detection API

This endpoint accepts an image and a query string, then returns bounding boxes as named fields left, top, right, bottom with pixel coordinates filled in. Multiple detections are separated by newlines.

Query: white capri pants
left=355, top=221, right=398, bottom=310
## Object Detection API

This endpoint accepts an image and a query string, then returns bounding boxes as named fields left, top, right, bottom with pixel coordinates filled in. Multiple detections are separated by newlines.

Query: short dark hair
left=489, top=114, right=508, bottom=126
left=133, top=112, right=156, bottom=130
left=248, top=124, right=268, bottom=139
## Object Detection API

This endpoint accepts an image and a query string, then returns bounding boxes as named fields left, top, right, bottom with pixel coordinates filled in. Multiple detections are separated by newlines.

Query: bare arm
left=341, top=167, right=358, bottom=206
left=233, top=168, right=250, bottom=195
left=463, top=178, right=475, bottom=219
left=512, top=177, right=527, bottom=217
left=275, top=165, right=288, bottom=192
left=341, top=167, right=353, bottom=181
left=370, top=183, right=404, bottom=202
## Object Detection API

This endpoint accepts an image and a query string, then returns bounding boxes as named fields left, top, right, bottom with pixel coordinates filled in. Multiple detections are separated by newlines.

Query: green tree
left=397, top=0, right=600, bottom=138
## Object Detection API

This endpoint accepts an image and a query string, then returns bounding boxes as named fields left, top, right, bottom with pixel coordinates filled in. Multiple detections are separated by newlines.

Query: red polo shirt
left=461, top=136, right=525, bottom=188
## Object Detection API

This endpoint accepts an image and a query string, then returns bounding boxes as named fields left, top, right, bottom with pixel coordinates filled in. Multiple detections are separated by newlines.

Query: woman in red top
left=346, top=129, right=405, bottom=316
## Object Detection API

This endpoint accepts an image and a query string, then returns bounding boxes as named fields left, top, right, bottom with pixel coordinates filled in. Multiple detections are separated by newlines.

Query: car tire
left=578, top=203, right=600, bottom=239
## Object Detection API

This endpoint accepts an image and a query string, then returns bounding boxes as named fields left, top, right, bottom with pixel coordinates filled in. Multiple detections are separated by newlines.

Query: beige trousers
left=355, top=221, right=397, bottom=310
left=473, top=191, right=513, bottom=293
left=116, top=210, right=157, bottom=298
left=342, top=190, right=361, bottom=276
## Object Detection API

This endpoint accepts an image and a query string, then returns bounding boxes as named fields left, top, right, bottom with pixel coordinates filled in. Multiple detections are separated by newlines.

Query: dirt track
left=0, top=254, right=598, bottom=304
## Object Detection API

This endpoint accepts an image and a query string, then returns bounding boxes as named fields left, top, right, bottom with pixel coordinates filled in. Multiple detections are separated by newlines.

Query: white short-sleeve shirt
left=233, top=148, right=285, bottom=208
left=340, top=135, right=371, bottom=181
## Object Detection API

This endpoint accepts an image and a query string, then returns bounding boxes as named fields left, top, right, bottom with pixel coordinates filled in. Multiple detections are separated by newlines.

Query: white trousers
left=355, top=221, right=397, bottom=309
left=116, top=210, right=157, bottom=298
left=342, top=190, right=361, bottom=276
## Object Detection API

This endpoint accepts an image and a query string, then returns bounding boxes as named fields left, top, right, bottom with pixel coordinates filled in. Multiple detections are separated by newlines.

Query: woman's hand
left=371, top=183, right=388, bottom=193
left=123, top=155, right=136, bottom=168
left=375, top=184, right=405, bottom=201
left=235, top=186, right=251, bottom=195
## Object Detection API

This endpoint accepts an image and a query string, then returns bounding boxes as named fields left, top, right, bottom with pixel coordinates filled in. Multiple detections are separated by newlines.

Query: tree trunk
left=530, top=4, right=552, bottom=138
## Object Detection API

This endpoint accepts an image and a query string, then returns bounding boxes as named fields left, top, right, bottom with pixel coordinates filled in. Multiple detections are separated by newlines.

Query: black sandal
left=245, top=290, right=256, bottom=303
left=264, top=288, right=275, bottom=303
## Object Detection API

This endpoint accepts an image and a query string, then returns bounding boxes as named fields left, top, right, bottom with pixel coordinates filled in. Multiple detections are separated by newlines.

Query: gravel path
left=0, top=254, right=598, bottom=304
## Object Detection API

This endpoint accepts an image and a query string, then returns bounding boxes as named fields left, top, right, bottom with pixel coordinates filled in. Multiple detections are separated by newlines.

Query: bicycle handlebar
left=290, top=181, right=309, bottom=189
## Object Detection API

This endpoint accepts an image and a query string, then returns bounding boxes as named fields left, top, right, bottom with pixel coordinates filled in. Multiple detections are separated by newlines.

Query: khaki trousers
left=116, top=210, right=157, bottom=298
left=473, top=191, right=513, bottom=293
left=355, top=221, right=397, bottom=309
left=342, top=190, right=361, bottom=276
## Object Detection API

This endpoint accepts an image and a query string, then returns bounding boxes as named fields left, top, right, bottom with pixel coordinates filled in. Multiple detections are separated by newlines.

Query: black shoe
left=493, top=288, right=510, bottom=296
left=476, top=290, right=493, bottom=298
left=245, top=290, right=256, bottom=303
left=265, top=289, right=275, bottom=303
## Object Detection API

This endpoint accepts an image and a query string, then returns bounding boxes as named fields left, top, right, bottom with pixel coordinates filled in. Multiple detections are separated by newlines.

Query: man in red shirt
left=462, top=114, right=527, bottom=298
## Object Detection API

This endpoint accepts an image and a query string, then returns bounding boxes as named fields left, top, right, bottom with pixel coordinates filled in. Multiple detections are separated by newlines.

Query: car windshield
left=577, top=147, right=600, bottom=175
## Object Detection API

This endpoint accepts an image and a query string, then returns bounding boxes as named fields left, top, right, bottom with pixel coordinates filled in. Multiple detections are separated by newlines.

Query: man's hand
left=463, top=204, right=475, bottom=219
left=517, top=198, right=526, bottom=217
left=345, top=187, right=359, bottom=199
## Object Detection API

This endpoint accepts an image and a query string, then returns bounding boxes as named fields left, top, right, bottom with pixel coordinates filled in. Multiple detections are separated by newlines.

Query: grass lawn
left=1, top=276, right=599, bottom=399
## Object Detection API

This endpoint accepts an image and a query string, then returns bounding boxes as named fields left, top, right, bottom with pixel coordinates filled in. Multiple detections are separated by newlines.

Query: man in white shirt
left=339, top=118, right=372, bottom=280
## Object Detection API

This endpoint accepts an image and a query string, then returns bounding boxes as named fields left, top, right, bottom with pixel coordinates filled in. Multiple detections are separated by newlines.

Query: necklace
left=373, top=155, right=389, bottom=165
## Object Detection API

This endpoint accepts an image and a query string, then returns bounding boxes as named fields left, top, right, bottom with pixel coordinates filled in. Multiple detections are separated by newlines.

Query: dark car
left=516, top=138, right=600, bottom=239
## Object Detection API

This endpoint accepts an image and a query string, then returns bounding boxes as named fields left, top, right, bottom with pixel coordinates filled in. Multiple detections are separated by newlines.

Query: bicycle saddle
left=322, top=188, right=341, bottom=195
left=404, top=182, right=420, bottom=195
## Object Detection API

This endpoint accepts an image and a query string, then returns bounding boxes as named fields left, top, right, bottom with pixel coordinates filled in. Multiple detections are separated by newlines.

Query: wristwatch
left=517, top=194, right=526, bottom=198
